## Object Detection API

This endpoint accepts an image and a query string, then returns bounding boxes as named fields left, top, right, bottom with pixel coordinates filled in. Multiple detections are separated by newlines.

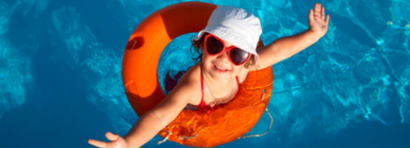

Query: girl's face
left=201, top=39, right=246, bottom=81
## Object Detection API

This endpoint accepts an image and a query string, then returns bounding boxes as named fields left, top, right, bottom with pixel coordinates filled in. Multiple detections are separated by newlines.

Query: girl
left=89, top=3, right=329, bottom=148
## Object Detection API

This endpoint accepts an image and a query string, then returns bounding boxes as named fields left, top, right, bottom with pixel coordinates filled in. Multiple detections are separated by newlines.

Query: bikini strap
left=199, top=67, right=206, bottom=106
left=235, top=76, right=240, bottom=86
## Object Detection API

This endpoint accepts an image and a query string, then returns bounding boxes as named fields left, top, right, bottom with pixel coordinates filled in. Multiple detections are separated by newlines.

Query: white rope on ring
left=238, top=89, right=273, bottom=139
left=157, top=131, right=172, bottom=145
left=237, top=107, right=273, bottom=139
left=157, top=132, right=198, bottom=145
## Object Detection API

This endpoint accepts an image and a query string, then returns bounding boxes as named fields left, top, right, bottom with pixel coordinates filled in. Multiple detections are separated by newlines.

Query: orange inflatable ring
left=122, top=2, right=274, bottom=147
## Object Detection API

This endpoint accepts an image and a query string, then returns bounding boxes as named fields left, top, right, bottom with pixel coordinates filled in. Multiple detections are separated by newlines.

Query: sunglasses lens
left=230, top=48, right=249, bottom=65
left=206, top=36, right=224, bottom=55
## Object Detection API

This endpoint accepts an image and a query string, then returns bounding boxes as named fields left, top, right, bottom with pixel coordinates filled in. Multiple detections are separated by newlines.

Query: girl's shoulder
left=238, top=67, right=250, bottom=84
left=172, top=63, right=202, bottom=105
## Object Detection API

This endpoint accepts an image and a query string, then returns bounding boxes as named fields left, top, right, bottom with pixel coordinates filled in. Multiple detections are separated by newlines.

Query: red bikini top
left=196, top=70, right=241, bottom=114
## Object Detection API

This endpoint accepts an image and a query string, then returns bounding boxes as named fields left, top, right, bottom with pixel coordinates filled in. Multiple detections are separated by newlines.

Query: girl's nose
left=216, top=51, right=230, bottom=63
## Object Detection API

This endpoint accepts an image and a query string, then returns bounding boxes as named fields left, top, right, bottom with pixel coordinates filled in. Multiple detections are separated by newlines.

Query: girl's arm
left=88, top=77, right=197, bottom=148
left=251, top=3, right=330, bottom=70
left=123, top=80, right=197, bottom=148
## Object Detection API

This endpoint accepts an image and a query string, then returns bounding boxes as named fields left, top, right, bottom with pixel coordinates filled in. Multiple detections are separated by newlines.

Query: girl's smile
left=213, top=64, right=230, bottom=73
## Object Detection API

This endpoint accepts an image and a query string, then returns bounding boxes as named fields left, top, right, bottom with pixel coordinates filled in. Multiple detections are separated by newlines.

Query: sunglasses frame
left=203, top=34, right=251, bottom=66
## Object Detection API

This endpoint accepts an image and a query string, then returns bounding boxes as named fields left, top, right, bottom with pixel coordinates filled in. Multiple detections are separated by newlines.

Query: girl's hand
left=88, top=132, right=131, bottom=148
left=308, top=3, right=330, bottom=38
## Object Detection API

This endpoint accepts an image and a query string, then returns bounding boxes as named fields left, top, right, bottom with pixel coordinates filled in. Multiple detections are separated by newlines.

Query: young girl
left=89, top=3, right=329, bottom=148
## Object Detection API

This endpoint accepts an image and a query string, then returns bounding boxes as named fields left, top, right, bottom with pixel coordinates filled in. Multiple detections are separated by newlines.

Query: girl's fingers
left=88, top=139, right=107, bottom=148
left=106, top=132, right=120, bottom=141
left=310, top=3, right=329, bottom=23
left=322, top=7, right=325, bottom=20
left=315, top=3, right=321, bottom=16
left=309, top=9, right=314, bottom=20
left=325, top=14, right=330, bottom=23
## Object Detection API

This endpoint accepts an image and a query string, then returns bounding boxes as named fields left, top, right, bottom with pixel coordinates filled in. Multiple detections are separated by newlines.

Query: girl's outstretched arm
left=123, top=80, right=196, bottom=148
left=251, top=3, right=330, bottom=70
left=88, top=79, right=197, bottom=148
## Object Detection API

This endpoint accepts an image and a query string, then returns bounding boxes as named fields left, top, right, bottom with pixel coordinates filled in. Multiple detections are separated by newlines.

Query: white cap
left=193, top=6, right=262, bottom=64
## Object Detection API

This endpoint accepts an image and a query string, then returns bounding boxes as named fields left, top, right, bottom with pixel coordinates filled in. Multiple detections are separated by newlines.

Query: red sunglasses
left=204, top=34, right=251, bottom=66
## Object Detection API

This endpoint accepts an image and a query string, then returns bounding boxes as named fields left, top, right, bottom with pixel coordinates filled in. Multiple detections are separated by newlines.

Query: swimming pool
left=0, top=0, right=409, bottom=147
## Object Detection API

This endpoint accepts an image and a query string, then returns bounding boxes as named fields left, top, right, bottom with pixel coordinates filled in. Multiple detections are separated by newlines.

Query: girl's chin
left=209, top=71, right=232, bottom=81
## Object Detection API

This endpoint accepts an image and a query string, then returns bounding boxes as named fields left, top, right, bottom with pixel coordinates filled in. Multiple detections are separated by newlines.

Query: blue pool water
left=0, top=0, right=409, bottom=147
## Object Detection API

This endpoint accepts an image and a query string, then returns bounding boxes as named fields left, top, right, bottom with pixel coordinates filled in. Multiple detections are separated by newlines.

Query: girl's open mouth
left=213, top=64, right=229, bottom=73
